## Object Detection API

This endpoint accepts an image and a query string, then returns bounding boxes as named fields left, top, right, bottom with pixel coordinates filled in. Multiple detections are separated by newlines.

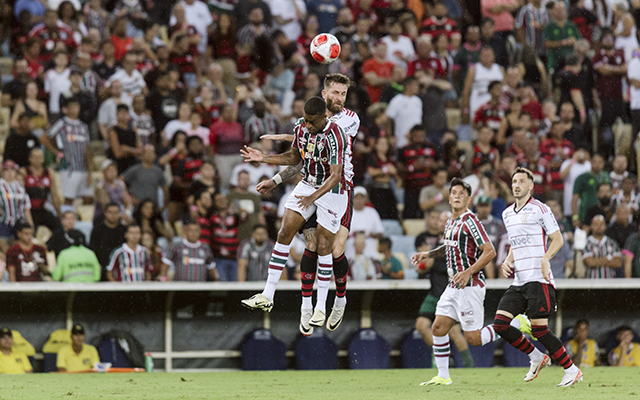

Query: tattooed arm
left=256, top=160, right=304, bottom=195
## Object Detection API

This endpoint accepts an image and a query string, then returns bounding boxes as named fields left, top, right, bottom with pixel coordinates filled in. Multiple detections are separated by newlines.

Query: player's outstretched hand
left=256, top=179, right=276, bottom=194
left=501, top=259, right=515, bottom=278
left=240, top=146, right=264, bottom=163
left=541, top=258, right=551, bottom=282
left=260, top=134, right=294, bottom=142
left=411, top=252, right=429, bottom=267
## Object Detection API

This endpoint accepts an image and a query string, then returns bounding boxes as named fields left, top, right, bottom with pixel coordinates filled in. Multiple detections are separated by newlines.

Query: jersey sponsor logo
left=327, top=209, right=338, bottom=218
left=444, top=239, right=458, bottom=247
left=303, top=152, right=328, bottom=162
left=510, top=235, right=532, bottom=246
left=467, top=219, right=481, bottom=239
left=460, top=310, right=474, bottom=317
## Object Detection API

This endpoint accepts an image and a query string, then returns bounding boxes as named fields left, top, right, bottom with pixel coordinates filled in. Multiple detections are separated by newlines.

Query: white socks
left=315, top=254, right=333, bottom=314
left=433, top=334, right=451, bottom=379
left=480, top=325, right=498, bottom=345
left=262, top=242, right=291, bottom=300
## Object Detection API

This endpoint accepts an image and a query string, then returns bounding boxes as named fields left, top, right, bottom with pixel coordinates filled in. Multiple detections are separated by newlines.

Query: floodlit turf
left=0, top=367, right=639, bottom=399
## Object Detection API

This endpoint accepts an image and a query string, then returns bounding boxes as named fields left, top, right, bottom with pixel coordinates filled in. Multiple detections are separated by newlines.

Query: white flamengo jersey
left=502, top=197, right=560, bottom=287
left=329, top=108, right=360, bottom=189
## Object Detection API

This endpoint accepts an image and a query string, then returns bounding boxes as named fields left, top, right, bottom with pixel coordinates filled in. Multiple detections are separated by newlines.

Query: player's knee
left=305, top=239, right=317, bottom=252
left=493, top=314, right=512, bottom=333
left=276, top=226, right=296, bottom=244
left=531, top=324, right=550, bottom=340
left=415, top=318, right=430, bottom=334
left=316, top=234, right=332, bottom=255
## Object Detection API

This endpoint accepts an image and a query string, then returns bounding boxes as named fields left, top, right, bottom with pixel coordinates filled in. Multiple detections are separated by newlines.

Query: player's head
left=448, top=178, right=472, bottom=211
left=511, top=167, right=534, bottom=200
left=185, top=219, right=202, bottom=243
left=438, top=211, right=452, bottom=234
left=125, top=224, right=142, bottom=245
left=71, top=324, right=86, bottom=346
left=251, top=224, right=268, bottom=246
left=303, top=97, right=327, bottom=135
left=573, top=319, right=589, bottom=342
left=322, top=74, right=351, bottom=114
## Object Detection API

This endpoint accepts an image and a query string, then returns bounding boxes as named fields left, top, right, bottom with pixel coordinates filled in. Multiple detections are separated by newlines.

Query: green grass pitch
left=1, top=367, right=638, bottom=399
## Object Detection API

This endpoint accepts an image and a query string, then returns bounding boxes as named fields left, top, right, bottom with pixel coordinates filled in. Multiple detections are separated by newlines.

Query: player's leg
left=415, top=294, right=439, bottom=345
left=327, top=225, right=350, bottom=331
left=415, top=316, right=434, bottom=346
left=310, top=223, right=337, bottom=327
left=525, top=284, right=583, bottom=386
left=460, top=286, right=500, bottom=348
left=299, top=225, right=318, bottom=335
left=449, top=324, right=474, bottom=368
left=420, top=287, right=458, bottom=386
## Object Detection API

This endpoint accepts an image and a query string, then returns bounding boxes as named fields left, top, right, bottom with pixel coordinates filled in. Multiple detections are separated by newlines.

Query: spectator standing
left=610, top=155, right=633, bottom=192
left=307, top=0, right=341, bottom=33
left=43, top=51, right=71, bottom=120
left=612, top=177, right=640, bottom=215
left=419, top=167, right=451, bottom=215
left=628, top=48, right=640, bottom=169
left=161, top=220, right=218, bottom=282
left=106, top=224, right=153, bottom=282
left=476, top=195, right=505, bottom=279
left=606, top=204, right=637, bottom=250
left=270, top=0, right=306, bottom=42
left=188, top=161, right=218, bottom=205
left=474, top=81, right=507, bottom=135
left=565, top=319, right=599, bottom=368
left=106, top=52, right=148, bottom=106
left=2, top=60, right=32, bottom=109
left=543, top=1, right=581, bottom=71
left=378, top=237, right=404, bottom=280
left=0, top=328, right=33, bottom=374
left=381, top=18, right=415, bottom=69
left=462, top=45, right=504, bottom=123
left=560, top=147, right=591, bottom=222
left=346, top=187, right=384, bottom=259
left=56, top=325, right=100, bottom=372
left=554, top=55, right=587, bottom=124
left=97, top=80, right=123, bottom=140
left=237, top=224, right=274, bottom=281
left=582, top=215, right=622, bottom=279
left=386, top=76, right=423, bottom=149
left=609, top=326, right=640, bottom=367
left=227, top=170, right=265, bottom=243
left=108, top=104, right=142, bottom=174
left=362, top=42, right=395, bottom=104
left=46, top=211, right=85, bottom=257
left=244, top=100, right=280, bottom=144
left=89, top=203, right=126, bottom=275
left=480, top=17, right=508, bottom=67
left=453, top=26, right=481, bottom=95
left=94, top=160, right=132, bottom=223
left=122, top=145, right=168, bottom=206
left=0, top=161, right=34, bottom=238
left=572, top=154, right=610, bottom=227
left=10, top=81, right=49, bottom=139
left=481, top=0, right=519, bottom=43
left=7, top=223, right=48, bottom=282
left=210, top=193, right=243, bottom=281
left=171, top=0, right=213, bottom=55
left=134, top=200, right=173, bottom=241
left=420, top=1, right=461, bottom=47
left=23, top=148, right=61, bottom=232
left=515, top=0, right=549, bottom=57
left=558, top=102, right=588, bottom=150
left=365, top=136, right=400, bottom=220
left=583, top=182, right=614, bottom=226
left=60, top=69, right=97, bottom=127
left=348, top=232, right=381, bottom=281
left=94, top=40, right=118, bottom=81
left=211, top=104, right=244, bottom=191
left=541, top=121, right=574, bottom=203
left=4, top=114, right=40, bottom=169
left=130, top=94, right=155, bottom=146
left=40, top=97, right=93, bottom=207
left=52, top=245, right=101, bottom=282
left=28, top=9, right=76, bottom=64
left=145, top=71, right=180, bottom=136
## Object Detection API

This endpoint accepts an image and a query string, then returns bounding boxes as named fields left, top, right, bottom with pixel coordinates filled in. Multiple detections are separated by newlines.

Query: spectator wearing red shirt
left=110, top=18, right=133, bottom=61
left=420, top=1, right=461, bottom=49
left=592, top=29, right=627, bottom=159
left=7, top=222, right=48, bottom=282
left=23, top=39, right=43, bottom=81
left=540, top=121, right=574, bottom=198
left=473, top=80, right=506, bottom=133
left=363, top=41, right=395, bottom=103
left=473, top=125, right=500, bottom=172
left=169, top=34, right=200, bottom=89
left=518, top=136, right=549, bottom=200
left=210, top=104, right=244, bottom=191
left=210, top=193, right=243, bottom=281
left=192, top=189, right=213, bottom=247
left=28, top=9, right=77, bottom=64
left=407, top=36, right=432, bottom=76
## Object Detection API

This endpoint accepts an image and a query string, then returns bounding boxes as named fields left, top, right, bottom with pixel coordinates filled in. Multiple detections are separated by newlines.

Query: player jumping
left=495, top=167, right=583, bottom=387
left=243, top=74, right=358, bottom=334
left=411, top=178, right=501, bottom=386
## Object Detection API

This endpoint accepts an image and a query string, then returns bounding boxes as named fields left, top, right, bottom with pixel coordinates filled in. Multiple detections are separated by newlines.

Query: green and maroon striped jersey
left=291, top=118, right=347, bottom=194
left=443, top=210, right=491, bottom=288
left=162, top=239, right=216, bottom=282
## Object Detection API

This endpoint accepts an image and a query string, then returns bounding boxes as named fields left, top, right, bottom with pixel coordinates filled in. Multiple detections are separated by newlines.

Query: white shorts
left=60, top=171, right=94, bottom=199
left=435, top=285, right=486, bottom=332
left=284, top=182, right=347, bottom=234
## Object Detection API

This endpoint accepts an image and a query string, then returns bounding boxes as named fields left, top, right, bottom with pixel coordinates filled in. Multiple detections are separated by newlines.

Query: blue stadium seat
left=97, top=337, right=133, bottom=368
left=348, top=328, right=391, bottom=369
left=381, top=220, right=403, bottom=236
left=295, top=330, right=338, bottom=370
left=241, top=329, right=286, bottom=371
left=503, top=336, right=546, bottom=367
left=450, top=341, right=464, bottom=368
left=74, top=221, right=93, bottom=245
left=400, top=329, right=432, bottom=368
left=468, top=342, right=496, bottom=368
left=43, top=353, right=57, bottom=372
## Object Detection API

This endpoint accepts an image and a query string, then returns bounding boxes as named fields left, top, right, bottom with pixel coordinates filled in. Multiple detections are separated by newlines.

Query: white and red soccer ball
left=310, top=33, right=341, bottom=64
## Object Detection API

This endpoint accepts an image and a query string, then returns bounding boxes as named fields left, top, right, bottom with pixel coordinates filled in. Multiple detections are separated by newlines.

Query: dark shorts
left=418, top=294, right=439, bottom=321
left=299, top=189, right=353, bottom=234
left=497, top=282, right=557, bottom=319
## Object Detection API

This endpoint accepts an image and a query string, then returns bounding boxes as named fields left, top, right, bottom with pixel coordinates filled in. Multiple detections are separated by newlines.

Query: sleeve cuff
left=622, top=249, right=634, bottom=258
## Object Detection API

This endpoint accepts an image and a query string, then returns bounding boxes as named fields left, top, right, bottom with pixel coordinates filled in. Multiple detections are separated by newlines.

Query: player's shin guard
left=480, top=325, right=498, bottom=345
left=262, top=242, right=291, bottom=300
left=532, top=325, right=576, bottom=370
left=494, top=314, right=542, bottom=360
left=300, top=249, right=317, bottom=310
left=333, top=253, right=349, bottom=307
left=433, top=334, right=451, bottom=379
left=315, top=254, right=333, bottom=313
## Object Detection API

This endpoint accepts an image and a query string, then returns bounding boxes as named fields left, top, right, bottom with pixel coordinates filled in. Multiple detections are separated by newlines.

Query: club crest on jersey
left=520, top=214, right=529, bottom=223
left=317, top=140, right=324, bottom=152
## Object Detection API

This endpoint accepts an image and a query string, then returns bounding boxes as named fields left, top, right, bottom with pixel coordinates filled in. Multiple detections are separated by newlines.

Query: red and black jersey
left=474, top=103, right=507, bottom=132
left=195, top=102, right=220, bottom=127
left=196, top=210, right=212, bottom=247
left=472, top=145, right=499, bottom=172
left=172, top=155, right=203, bottom=184
left=169, top=48, right=198, bottom=75
left=210, top=212, right=240, bottom=259
left=407, top=57, right=431, bottom=76
left=540, top=138, right=574, bottom=191
left=397, top=142, right=438, bottom=190
left=6, top=243, right=47, bottom=282
left=419, top=16, right=461, bottom=40
left=592, top=49, right=625, bottom=99
left=23, top=168, right=51, bottom=210
left=28, top=21, right=77, bottom=63
left=426, top=51, right=453, bottom=81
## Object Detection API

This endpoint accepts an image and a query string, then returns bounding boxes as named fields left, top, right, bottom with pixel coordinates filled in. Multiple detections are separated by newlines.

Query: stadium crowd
left=0, top=0, right=640, bottom=286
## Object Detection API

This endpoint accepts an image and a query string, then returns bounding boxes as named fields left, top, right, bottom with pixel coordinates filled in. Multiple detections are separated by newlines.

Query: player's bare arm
left=453, top=242, right=496, bottom=288
left=501, top=247, right=515, bottom=278
left=260, top=134, right=294, bottom=142
left=295, top=163, right=343, bottom=210
left=240, top=145, right=301, bottom=166
left=541, top=230, right=563, bottom=282
left=411, top=245, right=446, bottom=266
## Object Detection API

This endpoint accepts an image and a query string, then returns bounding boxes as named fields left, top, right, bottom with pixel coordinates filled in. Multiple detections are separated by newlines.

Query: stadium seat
left=400, top=329, right=432, bottom=368
left=75, top=221, right=93, bottom=245
left=77, top=205, right=95, bottom=222
left=348, top=328, right=391, bottom=369
left=468, top=342, right=496, bottom=368
left=381, top=219, right=403, bottom=236
left=503, top=337, right=546, bottom=367
left=402, top=219, right=425, bottom=236
left=241, top=329, right=286, bottom=371
left=295, top=330, right=338, bottom=370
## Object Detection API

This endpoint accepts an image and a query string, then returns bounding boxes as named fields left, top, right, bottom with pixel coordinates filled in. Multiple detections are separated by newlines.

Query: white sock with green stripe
left=315, top=254, right=333, bottom=314
left=433, top=334, right=450, bottom=379
left=262, top=242, right=291, bottom=300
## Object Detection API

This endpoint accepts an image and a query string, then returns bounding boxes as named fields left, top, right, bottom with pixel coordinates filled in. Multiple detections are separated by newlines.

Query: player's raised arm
left=411, top=245, right=446, bottom=266
left=240, top=145, right=301, bottom=166
left=260, top=134, right=294, bottom=142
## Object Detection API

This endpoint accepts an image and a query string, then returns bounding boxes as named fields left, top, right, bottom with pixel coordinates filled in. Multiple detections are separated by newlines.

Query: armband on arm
left=272, top=174, right=283, bottom=185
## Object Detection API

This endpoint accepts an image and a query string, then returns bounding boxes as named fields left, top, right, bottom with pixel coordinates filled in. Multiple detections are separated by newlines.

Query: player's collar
left=513, top=196, right=534, bottom=214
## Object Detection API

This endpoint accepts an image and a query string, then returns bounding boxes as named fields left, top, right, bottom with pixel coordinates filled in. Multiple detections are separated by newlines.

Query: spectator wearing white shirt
left=44, top=51, right=71, bottom=120
left=381, top=19, right=416, bottom=68
left=629, top=50, right=640, bottom=170
left=105, top=52, right=148, bottom=106
left=559, top=147, right=592, bottom=220
left=270, top=0, right=306, bottom=42
left=98, top=80, right=123, bottom=140
left=169, top=0, right=213, bottom=54
left=385, top=76, right=422, bottom=149
left=185, top=109, right=211, bottom=149
left=348, top=232, right=382, bottom=281
left=229, top=161, right=276, bottom=195
left=162, top=102, right=192, bottom=147
left=345, top=187, right=384, bottom=260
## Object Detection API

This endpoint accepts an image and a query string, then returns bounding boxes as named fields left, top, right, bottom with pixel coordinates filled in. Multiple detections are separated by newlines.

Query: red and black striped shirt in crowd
left=23, top=168, right=52, bottom=210
left=172, top=155, right=203, bottom=184
left=210, top=211, right=241, bottom=260
left=397, top=142, right=438, bottom=190
left=540, top=138, right=574, bottom=191
left=472, top=145, right=499, bottom=172
left=196, top=210, right=212, bottom=247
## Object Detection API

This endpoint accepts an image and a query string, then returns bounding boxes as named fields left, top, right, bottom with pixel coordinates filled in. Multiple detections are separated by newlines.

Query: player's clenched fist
left=501, top=259, right=515, bottom=278
left=411, top=252, right=429, bottom=267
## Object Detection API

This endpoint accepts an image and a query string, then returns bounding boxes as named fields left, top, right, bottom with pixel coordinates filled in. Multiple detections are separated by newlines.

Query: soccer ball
left=310, top=33, right=341, bottom=64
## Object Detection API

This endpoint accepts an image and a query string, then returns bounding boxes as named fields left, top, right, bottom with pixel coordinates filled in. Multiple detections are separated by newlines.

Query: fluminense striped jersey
left=162, top=239, right=216, bottom=282
left=47, top=117, right=90, bottom=172
left=106, top=243, right=152, bottom=282
left=583, top=235, right=621, bottom=279
left=292, top=119, right=347, bottom=193
left=443, top=210, right=490, bottom=288
left=0, top=179, right=31, bottom=226
left=502, top=197, right=560, bottom=286
left=329, top=108, right=360, bottom=189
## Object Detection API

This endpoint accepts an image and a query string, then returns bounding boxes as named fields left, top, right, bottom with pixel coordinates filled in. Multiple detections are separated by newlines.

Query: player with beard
left=497, top=167, right=583, bottom=387
left=242, top=74, right=359, bottom=334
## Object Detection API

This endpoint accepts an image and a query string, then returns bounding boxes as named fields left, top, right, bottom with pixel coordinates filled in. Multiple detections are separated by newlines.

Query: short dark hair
left=14, top=221, right=33, bottom=232
left=481, top=16, right=495, bottom=26
left=324, top=73, right=351, bottom=89
left=488, top=80, right=502, bottom=91
left=574, top=319, right=589, bottom=330
left=63, top=96, right=80, bottom=107
left=378, top=237, right=392, bottom=248
left=116, top=104, right=129, bottom=112
left=512, top=167, right=534, bottom=182
left=449, top=178, right=472, bottom=196
left=105, top=202, right=121, bottom=212
left=126, top=223, right=141, bottom=233
left=304, top=96, right=327, bottom=116
left=598, top=181, right=613, bottom=190
left=252, top=224, right=268, bottom=232
left=403, top=75, right=418, bottom=87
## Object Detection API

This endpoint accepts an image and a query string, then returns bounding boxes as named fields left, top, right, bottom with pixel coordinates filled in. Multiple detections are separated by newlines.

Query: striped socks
left=300, top=249, right=317, bottom=311
left=532, top=325, right=577, bottom=371
left=333, top=253, right=349, bottom=307
left=262, top=242, right=290, bottom=300
left=315, top=254, right=333, bottom=314
left=433, top=334, right=451, bottom=379
left=480, top=325, right=497, bottom=345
